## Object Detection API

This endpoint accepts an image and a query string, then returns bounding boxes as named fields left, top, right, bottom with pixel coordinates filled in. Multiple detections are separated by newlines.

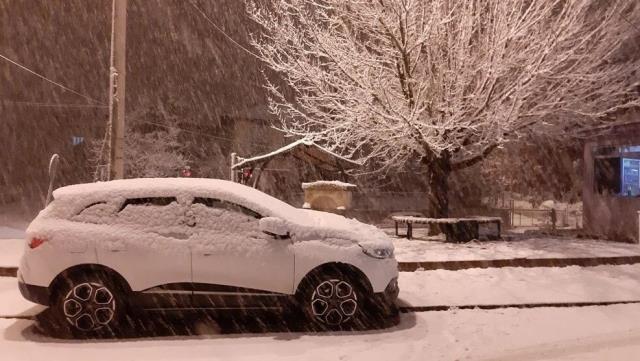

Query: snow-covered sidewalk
left=389, top=231, right=640, bottom=263
left=0, top=222, right=26, bottom=268
left=0, top=277, right=42, bottom=317
left=0, top=226, right=25, bottom=240
left=399, top=264, right=640, bottom=307
left=0, top=239, right=23, bottom=268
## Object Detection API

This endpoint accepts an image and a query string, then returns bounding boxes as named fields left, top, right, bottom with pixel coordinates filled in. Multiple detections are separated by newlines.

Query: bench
left=392, top=216, right=502, bottom=242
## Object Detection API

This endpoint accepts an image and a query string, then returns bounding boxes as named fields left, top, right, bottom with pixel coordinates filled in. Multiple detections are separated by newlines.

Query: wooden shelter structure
left=230, top=139, right=360, bottom=188
left=580, top=117, right=640, bottom=242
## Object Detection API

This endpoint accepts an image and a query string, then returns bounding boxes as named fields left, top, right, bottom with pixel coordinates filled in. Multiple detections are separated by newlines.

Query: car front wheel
left=297, top=269, right=370, bottom=330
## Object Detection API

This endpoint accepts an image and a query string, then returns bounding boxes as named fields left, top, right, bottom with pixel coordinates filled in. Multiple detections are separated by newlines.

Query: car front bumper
left=374, top=277, right=399, bottom=304
left=18, top=280, right=50, bottom=306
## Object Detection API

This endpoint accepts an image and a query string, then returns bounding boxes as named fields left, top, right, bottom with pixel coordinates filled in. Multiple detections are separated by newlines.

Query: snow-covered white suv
left=18, top=178, right=398, bottom=334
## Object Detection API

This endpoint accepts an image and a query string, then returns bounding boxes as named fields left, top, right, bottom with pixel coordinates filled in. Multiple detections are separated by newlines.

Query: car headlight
left=362, top=247, right=394, bottom=259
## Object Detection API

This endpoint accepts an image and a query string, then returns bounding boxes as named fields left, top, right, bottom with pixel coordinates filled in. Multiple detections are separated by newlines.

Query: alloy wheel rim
left=310, top=279, right=358, bottom=325
left=62, top=282, right=116, bottom=331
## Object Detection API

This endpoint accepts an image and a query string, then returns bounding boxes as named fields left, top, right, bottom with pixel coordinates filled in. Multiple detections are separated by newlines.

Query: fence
left=285, top=190, right=585, bottom=229
left=504, top=208, right=583, bottom=229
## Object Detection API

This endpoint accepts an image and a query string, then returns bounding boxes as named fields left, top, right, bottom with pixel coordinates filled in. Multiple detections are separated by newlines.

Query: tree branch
left=451, top=143, right=499, bottom=170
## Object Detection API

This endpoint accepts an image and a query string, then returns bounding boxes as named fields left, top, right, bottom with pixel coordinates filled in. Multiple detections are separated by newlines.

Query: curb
left=399, top=300, right=640, bottom=313
left=0, top=267, right=17, bottom=277
left=397, top=255, right=640, bottom=272
left=2, top=300, right=640, bottom=320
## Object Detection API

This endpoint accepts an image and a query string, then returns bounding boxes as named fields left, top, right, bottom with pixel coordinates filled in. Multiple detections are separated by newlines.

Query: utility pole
left=230, top=152, right=238, bottom=182
left=108, top=0, right=127, bottom=180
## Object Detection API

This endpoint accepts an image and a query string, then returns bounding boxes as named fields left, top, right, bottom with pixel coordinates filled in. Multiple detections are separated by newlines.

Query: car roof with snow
left=52, top=178, right=302, bottom=221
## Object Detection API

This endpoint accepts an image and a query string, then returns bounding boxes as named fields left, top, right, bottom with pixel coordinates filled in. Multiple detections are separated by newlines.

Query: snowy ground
left=4, top=264, right=640, bottom=318
left=388, top=229, right=640, bottom=263
left=0, top=219, right=26, bottom=267
left=0, top=238, right=23, bottom=268
left=399, top=265, right=640, bottom=307
left=1, top=301, right=640, bottom=360
left=0, top=277, right=42, bottom=317
left=0, top=226, right=26, bottom=239
left=3, top=264, right=640, bottom=359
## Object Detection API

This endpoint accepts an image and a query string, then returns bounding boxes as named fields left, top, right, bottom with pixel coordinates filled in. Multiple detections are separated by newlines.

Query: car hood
left=289, top=209, right=393, bottom=251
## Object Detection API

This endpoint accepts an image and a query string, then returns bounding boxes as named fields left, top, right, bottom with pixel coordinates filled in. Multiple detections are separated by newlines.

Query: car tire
left=296, top=267, right=371, bottom=330
left=50, top=271, right=130, bottom=338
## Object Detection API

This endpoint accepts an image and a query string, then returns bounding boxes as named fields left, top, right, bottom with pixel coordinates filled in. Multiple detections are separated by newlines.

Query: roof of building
left=232, top=139, right=361, bottom=171
left=301, top=180, right=357, bottom=190
left=575, top=116, right=640, bottom=140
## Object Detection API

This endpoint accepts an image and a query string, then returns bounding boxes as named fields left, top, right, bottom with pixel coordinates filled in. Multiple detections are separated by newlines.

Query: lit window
left=594, top=145, right=640, bottom=197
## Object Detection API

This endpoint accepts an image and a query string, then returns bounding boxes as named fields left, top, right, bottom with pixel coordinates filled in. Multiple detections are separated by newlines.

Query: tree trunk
left=424, top=156, right=451, bottom=218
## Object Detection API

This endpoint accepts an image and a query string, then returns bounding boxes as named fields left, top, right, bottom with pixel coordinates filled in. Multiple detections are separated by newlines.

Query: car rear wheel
left=51, top=272, right=129, bottom=337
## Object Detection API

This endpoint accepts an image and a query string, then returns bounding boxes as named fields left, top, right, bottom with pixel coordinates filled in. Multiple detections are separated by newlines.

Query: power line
left=0, top=53, right=105, bottom=106
left=139, top=120, right=280, bottom=150
left=0, top=99, right=109, bottom=109
left=187, top=0, right=261, bottom=60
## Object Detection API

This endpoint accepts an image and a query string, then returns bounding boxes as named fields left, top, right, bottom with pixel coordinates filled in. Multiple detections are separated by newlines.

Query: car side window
left=190, top=197, right=263, bottom=235
left=119, top=197, right=177, bottom=212
left=192, top=197, right=261, bottom=219
left=73, top=201, right=115, bottom=224
left=116, top=196, right=183, bottom=228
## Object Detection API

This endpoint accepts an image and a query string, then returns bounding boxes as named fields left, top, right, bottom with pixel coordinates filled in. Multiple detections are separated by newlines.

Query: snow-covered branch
left=247, top=0, right=640, bottom=173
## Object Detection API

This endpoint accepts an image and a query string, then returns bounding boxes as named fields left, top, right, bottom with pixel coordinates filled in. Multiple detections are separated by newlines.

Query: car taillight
left=29, top=237, right=46, bottom=249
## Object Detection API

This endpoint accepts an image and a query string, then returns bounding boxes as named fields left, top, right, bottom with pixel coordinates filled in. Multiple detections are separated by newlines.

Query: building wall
left=583, top=126, right=640, bottom=243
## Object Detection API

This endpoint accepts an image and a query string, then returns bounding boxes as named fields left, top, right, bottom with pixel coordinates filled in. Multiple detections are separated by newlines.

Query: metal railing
left=504, top=208, right=583, bottom=229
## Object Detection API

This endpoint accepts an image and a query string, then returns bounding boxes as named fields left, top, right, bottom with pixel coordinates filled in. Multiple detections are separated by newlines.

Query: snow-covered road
left=5, top=264, right=640, bottom=317
left=3, top=264, right=640, bottom=360
left=2, top=305, right=640, bottom=361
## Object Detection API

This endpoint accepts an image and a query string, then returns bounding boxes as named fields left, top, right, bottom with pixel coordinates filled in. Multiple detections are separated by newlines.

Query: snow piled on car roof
left=42, top=178, right=392, bottom=252
left=52, top=178, right=303, bottom=222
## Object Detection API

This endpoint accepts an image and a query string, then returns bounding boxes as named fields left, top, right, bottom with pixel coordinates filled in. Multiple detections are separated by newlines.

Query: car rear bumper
left=18, top=281, right=50, bottom=306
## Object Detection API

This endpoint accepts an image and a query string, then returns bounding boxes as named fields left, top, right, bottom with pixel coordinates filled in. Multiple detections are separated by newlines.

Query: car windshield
left=219, top=183, right=308, bottom=223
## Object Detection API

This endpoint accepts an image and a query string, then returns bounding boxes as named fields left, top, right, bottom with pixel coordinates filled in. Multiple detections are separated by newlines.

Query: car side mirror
left=259, top=217, right=290, bottom=239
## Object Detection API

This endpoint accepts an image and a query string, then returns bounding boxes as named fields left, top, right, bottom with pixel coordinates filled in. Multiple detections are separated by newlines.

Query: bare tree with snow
left=247, top=0, right=640, bottom=217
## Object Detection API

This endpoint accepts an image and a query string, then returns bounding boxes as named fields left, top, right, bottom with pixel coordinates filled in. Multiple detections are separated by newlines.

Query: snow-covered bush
left=123, top=123, right=189, bottom=178
left=89, top=106, right=190, bottom=180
